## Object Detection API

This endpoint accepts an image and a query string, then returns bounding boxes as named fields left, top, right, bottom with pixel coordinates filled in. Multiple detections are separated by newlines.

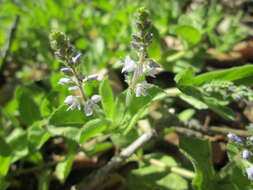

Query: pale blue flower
left=72, top=53, right=82, bottom=63
left=243, top=150, right=251, bottom=160
left=120, top=56, right=137, bottom=73
left=68, top=86, right=79, bottom=91
left=84, top=95, right=101, bottom=116
left=227, top=133, right=244, bottom=144
left=58, top=78, right=71, bottom=85
left=64, top=95, right=81, bottom=110
left=86, top=74, right=98, bottom=82
left=246, top=166, right=253, bottom=180
left=135, top=81, right=152, bottom=97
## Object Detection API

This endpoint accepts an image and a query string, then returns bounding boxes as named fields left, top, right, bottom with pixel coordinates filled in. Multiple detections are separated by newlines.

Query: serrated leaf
left=79, top=118, right=109, bottom=144
left=99, top=78, right=115, bottom=119
left=49, top=105, right=88, bottom=126
left=127, top=153, right=188, bottom=190
left=18, top=91, right=41, bottom=126
left=27, top=122, right=51, bottom=152
left=179, top=136, right=216, bottom=190
left=6, top=128, right=28, bottom=162
left=174, top=25, right=202, bottom=44
left=193, top=65, right=253, bottom=86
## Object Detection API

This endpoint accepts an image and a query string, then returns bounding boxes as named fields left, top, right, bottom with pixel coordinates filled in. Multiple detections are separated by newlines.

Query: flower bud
left=131, top=42, right=140, bottom=50
left=132, top=34, right=142, bottom=42
left=68, top=86, right=79, bottom=91
left=60, top=68, right=73, bottom=76
left=86, top=74, right=98, bottom=82
left=72, top=53, right=82, bottom=64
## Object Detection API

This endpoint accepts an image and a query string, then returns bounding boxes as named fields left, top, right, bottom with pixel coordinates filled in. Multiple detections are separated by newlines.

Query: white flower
left=119, top=56, right=137, bottom=73
left=64, top=95, right=81, bottom=110
left=84, top=95, right=101, bottom=116
left=72, top=53, right=82, bottom=63
left=134, top=81, right=152, bottom=97
left=91, top=95, right=101, bottom=102
left=68, top=86, right=79, bottom=91
left=246, top=166, right=253, bottom=180
left=58, top=78, right=71, bottom=85
left=144, top=60, right=160, bottom=77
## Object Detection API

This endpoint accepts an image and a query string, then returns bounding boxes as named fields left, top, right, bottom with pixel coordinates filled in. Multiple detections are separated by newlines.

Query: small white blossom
left=144, top=61, right=160, bottom=77
left=64, top=95, right=81, bottom=110
left=91, top=95, right=101, bottom=103
left=119, top=56, right=137, bottom=73
left=134, top=81, right=152, bottom=97
left=58, top=78, right=71, bottom=85
left=243, top=150, right=251, bottom=160
left=68, top=86, right=79, bottom=91
left=246, top=166, right=253, bottom=180
left=84, top=95, right=101, bottom=116
left=72, top=53, right=82, bottom=63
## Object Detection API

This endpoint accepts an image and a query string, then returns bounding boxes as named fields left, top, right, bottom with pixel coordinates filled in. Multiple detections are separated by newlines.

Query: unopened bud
left=60, top=68, right=73, bottom=76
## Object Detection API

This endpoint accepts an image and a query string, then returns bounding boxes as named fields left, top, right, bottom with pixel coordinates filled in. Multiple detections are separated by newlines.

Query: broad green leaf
left=18, top=91, right=41, bottom=126
left=0, top=139, right=12, bottom=157
left=86, top=142, right=113, bottom=156
left=55, top=153, right=75, bottom=184
left=49, top=105, right=88, bottom=126
left=174, top=25, right=201, bottom=44
left=47, top=125, right=80, bottom=142
left=79, top=118, right=109, bottom=144
left=99, top=78, right=115, bottom=119
left=27, top=122, right=51, bottom=152
left=0, top=156, right=12, bottom=177
left=179, top=86, right=235, bottom=120
left=179, top=136, right=216, bottom=190
left=6, top=128, right=28, bottom=162
left=193, top=65, right=253, bottom=86
left=174, top=68, right=195, bottom=86
left=127, top=153, right=188, bottom=190
left=178, top=109, right=195, bottom=122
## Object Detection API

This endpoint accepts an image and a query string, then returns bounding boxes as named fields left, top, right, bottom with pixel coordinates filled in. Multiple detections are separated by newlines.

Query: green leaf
left=127, top=153, right=188, bottom=190
left=179, top=86, right=236, bottom=120
left=0, top=156, right=12, bottom=177
left=47, top=125, right=80, bottom=142
left=6, top=128, right=28, bottom=162
left=193, top=65, right=253, bottom=86
left=79, top=118, right=109, bottom=144
left=0, top=138, right=12, bottom=157
left=179, top=136, right=216, bottom=190
left=174, top=25, right=202, bottom=44
left=27, top=122, right=51, bottom=152
left=55, top=153, right=75, bottom=184
left=174, top=68, right=195, bottom=86
left=18, top=90, right=41, bottom=126
left=49, top=105, right=88, bottom=126
left=99, top=78, right=115, bottom=119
